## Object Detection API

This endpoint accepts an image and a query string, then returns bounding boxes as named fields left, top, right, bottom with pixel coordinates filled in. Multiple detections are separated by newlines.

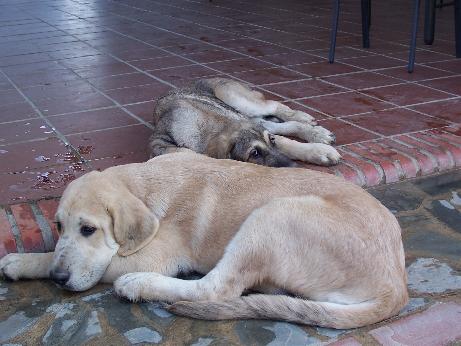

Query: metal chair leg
left=361, top=0, right=371, bottom=48
left=408, top=0, right=421, bottom=73
left=329, top=0, right=340, bottom=63
left=424, top=0, right=436, bottom=44
left=455, top=0, right=461, bottom=57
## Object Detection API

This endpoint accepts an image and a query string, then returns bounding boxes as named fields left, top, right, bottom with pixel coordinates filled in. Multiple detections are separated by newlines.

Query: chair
left=424, top=0, right=461, bottom=58
left=329, top=0, right=459, bottom=73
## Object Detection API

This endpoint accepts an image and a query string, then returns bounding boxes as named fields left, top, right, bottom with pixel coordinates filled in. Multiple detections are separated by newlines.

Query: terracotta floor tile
left=185, top=49, right=242, bottom=63
left=0, top=137, right=75, bottom=174
left=0, top=118, right=53, bottom=145
left=150, top=65, right=218, bottom=84
left=21, top=80, right=95, bottom=102
left=261, top=52, right=324, bottom=66
left=388, top=50, right=453, bottom=64
left=231, top=67, right=305, bottom=85
left=262, top=79, right=346, bottom=99
left=409, top=99, right=461, bottom=123
left=35, top=92, right=115, bottom=115
left=362, top=83, right=452, bottom=106
left=420, top=76, right=461, bottom=96
left=347, top=108, right=450, bottom=136
left=113, top=48, right=171, bottom=61
left=0, top=163, right=86, bottom=205
left=0, top=89, right=25, bottom=106
left=0, top=102, right=37, bottom=123
left=73, top=62, right=136, bottom=79
left=426, top=59, right=461, bottom=74
left=317, top=118, right=379, bottom=145
left=289, top=61, right=362, bottom=77
left=342, top=55, right=406, bottom=69
left=130, top=56, right=193, bottom=71
left=206, top=58, right=273, bottom=73
left=104, top=82, right=170, bottom=105
left=88, top=73, right=158, bottom=91
left=9, top=69, right=81, bottom=88
left=233, top=43, right=293, bottom=57
left=66, top=124, right=152, bottom=161
left=322, top=71, right=401, bottom=90
left=300, top=92, right=392, bottom=117
left=124, top=101, right=155, bottom=122
left=377, top=66, right=454, bottom=82
left=48, top=108, right=138, bottom=135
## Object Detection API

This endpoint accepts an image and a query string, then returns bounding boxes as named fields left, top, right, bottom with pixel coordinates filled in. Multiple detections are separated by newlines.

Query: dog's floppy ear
left=207, top=132, right=237, bottom=159
left=108, top=191, right=160, bottom=257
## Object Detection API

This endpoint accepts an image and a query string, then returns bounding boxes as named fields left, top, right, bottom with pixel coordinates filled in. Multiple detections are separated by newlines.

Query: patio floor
left=0, top=0, right=460, bottom=206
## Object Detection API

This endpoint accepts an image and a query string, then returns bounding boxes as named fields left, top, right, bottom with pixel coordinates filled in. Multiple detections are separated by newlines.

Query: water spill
left=407, top=258, right=461, bottom=293
left=84, top=311, right=102, bottom=339
left=316, top=327, right=347, bottom=339
left=263, top=322, right=320, bottom=345
left=35, top=155, right=50, bottom=162
left=61, top=319, right=77, bottom=333
left=123, top=327, right=162, bottom=344
left=81, top=289, right=112, bottom=302
left=399, top=297, right=427, bottom=316
left=0, top=311, right=39, bottom=343
left=146, top=302, right=173, bottom=318
left=0, top=286, right=8, bottom=300
left=190, top=337, right=213, bottom=346
left=46, top=303, right=75, bottom=318
left=438, top=200, right=455, bottom=210
left=450, top=191, right=461, bottom=206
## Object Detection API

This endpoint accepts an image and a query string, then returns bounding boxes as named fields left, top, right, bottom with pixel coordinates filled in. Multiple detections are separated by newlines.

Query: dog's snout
left=50, top=268, right=70, bottom=286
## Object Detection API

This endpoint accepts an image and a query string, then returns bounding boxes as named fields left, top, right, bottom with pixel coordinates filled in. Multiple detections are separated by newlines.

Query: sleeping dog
left=149, top=78, right=341, bottom=167
left=0, top=152, right=408, bottom=329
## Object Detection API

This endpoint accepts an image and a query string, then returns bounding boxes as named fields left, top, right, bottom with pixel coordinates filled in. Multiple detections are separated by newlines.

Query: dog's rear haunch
left=0, top=153, right=408, bottom=329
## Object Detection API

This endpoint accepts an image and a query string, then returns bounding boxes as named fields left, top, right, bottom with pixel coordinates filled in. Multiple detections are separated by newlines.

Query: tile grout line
left=0, top=69, right=91, bottom=170
left=4, top=207, right=25, bottom=253
left=29, top=202, right=55, bottom=252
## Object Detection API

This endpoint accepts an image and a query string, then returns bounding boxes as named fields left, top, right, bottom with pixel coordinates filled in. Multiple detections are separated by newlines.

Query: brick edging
left=0, top=198, right=59, bottom=258
left=331, top=126, right=461, bottom=186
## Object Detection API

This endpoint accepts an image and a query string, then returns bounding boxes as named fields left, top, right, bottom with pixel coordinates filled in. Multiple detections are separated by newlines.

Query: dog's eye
left=80, top=225, right=97, bottom=237
left=54, top=221, right=62, bottom=234
left=250, top=148, right=259, bottom=158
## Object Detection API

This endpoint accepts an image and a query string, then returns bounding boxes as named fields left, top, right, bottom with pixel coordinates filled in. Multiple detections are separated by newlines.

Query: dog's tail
left=166, top=294, right=402, bottom=329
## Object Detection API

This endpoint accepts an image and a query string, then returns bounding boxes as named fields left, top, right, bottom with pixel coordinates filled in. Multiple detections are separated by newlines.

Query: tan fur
left=0, top=152, right=408, bottom=328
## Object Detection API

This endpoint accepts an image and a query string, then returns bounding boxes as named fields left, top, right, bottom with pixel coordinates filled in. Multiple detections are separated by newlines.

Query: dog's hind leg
left=211, top=80, right=316, bottom=124
left=149, top=134, right=192, bottom=158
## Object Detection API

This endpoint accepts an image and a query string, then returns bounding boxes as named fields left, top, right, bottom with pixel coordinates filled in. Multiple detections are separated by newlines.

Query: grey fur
left=149, top=78, right=339, bottom=167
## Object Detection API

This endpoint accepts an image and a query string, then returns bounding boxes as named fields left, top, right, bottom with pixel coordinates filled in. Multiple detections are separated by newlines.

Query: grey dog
left=149, top=78, right=341, bottom=167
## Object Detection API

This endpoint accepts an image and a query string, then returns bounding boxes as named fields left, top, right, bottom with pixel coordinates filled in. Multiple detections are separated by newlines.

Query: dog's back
left=152, top=80, right=253, bottom=154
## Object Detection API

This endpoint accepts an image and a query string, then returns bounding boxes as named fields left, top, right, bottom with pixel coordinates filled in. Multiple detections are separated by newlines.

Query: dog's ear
left=108, top=191, right=160, bottom=257
left=207, top=132, right=237, bottom=159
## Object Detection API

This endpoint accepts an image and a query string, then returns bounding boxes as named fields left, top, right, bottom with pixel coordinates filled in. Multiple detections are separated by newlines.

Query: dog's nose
left=50, top=268, right=70, bottom=286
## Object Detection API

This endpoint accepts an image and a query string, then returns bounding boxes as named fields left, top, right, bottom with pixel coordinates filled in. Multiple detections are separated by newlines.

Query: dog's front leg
left=273, top=135, right=341, bottom=166
left=0, top=252, right=54, bottom=281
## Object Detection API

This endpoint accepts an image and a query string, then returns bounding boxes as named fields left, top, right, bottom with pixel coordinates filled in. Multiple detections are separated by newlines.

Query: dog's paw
left=307, top=126, right=336, bottom=144
left=114, top=273, right=149, bottom=302
left=291, top=110, right=317, bottom=125
left=306, top=144, right=342, bottom=166
left=0, top=253, right=26, bottom=281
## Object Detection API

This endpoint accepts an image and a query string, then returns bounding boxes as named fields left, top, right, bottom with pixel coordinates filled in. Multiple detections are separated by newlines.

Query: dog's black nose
left=50, top=268, right=70, bottom=286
